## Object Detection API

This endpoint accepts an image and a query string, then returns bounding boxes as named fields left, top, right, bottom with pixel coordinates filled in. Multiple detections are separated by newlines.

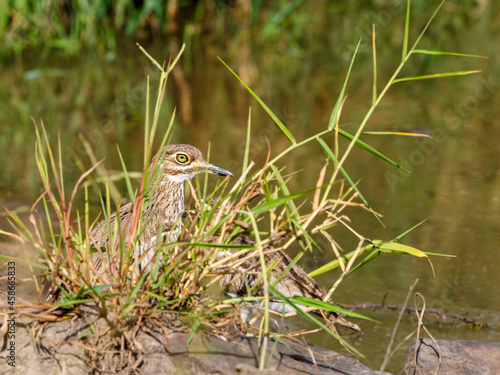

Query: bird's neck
left=146, top=178, right=186, bottom=228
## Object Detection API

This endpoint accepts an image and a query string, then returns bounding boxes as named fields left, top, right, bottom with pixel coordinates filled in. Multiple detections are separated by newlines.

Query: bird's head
left=151, top=144, right=233, bottom=184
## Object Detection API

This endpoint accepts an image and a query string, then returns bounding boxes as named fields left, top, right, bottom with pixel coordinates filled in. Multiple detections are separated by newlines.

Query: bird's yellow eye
left=176, top=153, right=189, bottom=164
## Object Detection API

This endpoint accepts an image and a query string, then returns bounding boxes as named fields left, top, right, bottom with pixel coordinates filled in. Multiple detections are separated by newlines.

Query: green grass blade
left=269, top=332, right=292, bottom=350
left=137, top=43, right=164, bottom=72
left=362, top=131, right=432, bottom=138
left=391, top=219, right=427, bottom=242
left=292, top=296, right=377, bottom=322
left=251, top=187, right=317, bottom=216
left=374, top=240, right=454, bottom=258
left=144, top=75, right=151, bottom=168
left=167, top=43, right=186, bottom=74
left=270, top=286, right=362, bottom=356
left=242, top=107, right=252, bottom=174
left=316, top=137, right=382, bottom=225
left=402, top=0, right=410, bottom=61
left=329, top=38, right=361, bottom=130
left=54, top=298, right=97, bottom=308
left=308, top=243, right=374, bottom=277
left=407, top=0, right=446, bottom=57
left=346, top=248, right=381, bottom=275
left=0, top=253, right=48, bottom=269
left=266, top=129, right=331, bottom=167
left=116, top=145, right=135, bottom=202
left=218, top=57, right=296, bottom=144
left=393, top=70, right=481, bottom=84
left=187, top=317, right=201, bottom=347
left=269, top=165, right=316, bottom=249
left=121, top=273, right=148, bottom=317
left=372, top=24, right=377, bottom=105
left=180, top=242, right=254, bottom=249
left=271, top=250, right=307, bottom=287
left=423, top=251, right=456, bottom=258
left=57, top=134, right=65, bottom=202
left=337, top=129, right=412, bottom=173
left=412, top=50, right=489, bottom=59
left=269, top=165, right=298, bottom=218
left=72, top=285, right=112, bottom=300
left=374, top=240, right=427, bottom=257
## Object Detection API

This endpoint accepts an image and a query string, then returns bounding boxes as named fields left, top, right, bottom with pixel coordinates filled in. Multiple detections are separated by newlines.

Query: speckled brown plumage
left=219, top=236, right=361, bottom=331
left=89, top=144, right=233, bottom=280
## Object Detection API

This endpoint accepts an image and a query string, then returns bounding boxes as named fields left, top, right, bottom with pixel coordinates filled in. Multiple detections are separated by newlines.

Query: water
left=1, top=5, right=500, bottom=373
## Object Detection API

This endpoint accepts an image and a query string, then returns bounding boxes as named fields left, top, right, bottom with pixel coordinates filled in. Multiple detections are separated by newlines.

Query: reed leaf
left=218, top=57, right=296, bottom=144
left=292, top=296, right=377, bottom=322
left=393, top=70, right=481, bottom=84
left=412, top=50, right=488, bottom=59
left=329, top=39, right=361, bottom=130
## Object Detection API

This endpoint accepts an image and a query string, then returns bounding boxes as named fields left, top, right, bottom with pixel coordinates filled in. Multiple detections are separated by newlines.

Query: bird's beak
left=207, top=163, right=233, bottom=177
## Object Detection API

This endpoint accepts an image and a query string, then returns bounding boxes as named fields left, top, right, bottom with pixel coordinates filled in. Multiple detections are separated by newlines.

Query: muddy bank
left=0, top=305, right=385, bottom=375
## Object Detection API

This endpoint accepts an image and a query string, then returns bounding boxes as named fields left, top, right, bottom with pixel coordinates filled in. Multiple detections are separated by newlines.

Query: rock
left=405, top=338, right=500, bottom=375
left=0, top=311, right=388, bottom=375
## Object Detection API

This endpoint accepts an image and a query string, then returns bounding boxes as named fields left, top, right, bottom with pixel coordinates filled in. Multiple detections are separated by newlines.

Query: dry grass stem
left=380, top=278, right=419, bottom=372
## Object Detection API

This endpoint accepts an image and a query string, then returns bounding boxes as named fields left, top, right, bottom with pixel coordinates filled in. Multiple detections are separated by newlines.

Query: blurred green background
left=1, top=0, right=499, bottom=372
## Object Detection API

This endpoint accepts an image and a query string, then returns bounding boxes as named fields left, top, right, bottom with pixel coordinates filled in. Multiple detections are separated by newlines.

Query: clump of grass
left=0, top=1, right=482, bottom=370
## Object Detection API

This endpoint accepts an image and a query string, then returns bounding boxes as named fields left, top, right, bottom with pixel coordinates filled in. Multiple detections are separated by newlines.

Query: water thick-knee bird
left=88, top=143, right=233, bottom=279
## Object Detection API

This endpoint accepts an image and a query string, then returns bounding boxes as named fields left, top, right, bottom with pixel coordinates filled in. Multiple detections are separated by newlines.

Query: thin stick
left=379, top=278, right=419, bottom=372
left=413, top=292, right=441, bottom=375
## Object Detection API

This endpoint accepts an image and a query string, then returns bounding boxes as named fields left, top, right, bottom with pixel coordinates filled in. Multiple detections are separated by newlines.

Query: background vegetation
left=0, top=0, right=490, bottom=57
